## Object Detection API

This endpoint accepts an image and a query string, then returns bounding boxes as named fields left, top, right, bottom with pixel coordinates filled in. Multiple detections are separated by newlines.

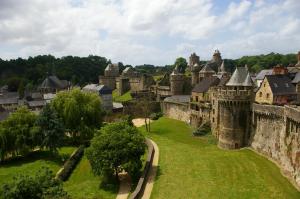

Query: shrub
left=192, top=123, right=211, bottom=136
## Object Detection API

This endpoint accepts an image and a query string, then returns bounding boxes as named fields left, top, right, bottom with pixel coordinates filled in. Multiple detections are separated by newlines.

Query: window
left=212, top=100, right=215, bottom=105
left=264, top=83, right=266, bottom=87
left=259, top=92, right=262, bottom=97
left=212, top=118, right=215, bottom=123
left=266, top=93, right=270, bottom=99
left=213, top=109, right=215, bottom=114
left=196, top=96, right=198, bottom=102
left=274, top=83, right=278, bottom=88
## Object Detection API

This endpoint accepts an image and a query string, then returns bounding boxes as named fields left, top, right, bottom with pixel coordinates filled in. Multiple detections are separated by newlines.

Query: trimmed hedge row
left=129, top=138, right=155, bottom=199
left=55, top=145, right=84, bottom=181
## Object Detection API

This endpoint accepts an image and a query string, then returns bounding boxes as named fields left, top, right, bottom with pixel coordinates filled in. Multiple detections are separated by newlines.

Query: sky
left=0, top=0, right=299, bottom=66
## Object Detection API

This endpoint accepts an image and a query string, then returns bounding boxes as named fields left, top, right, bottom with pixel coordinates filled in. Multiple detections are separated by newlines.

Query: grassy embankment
left=140, top=117, right=300, bottom=199
left=0, top=147, right=76, bottom=185
left=112, top=89, right=132, bottom=102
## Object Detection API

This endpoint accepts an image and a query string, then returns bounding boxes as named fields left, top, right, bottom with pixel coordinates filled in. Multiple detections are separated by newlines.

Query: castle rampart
left=251, top=104, right=300, bottom=188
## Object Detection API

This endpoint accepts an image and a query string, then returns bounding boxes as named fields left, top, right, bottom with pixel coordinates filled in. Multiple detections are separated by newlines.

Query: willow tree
left=51, top=88, right=103, bottom=142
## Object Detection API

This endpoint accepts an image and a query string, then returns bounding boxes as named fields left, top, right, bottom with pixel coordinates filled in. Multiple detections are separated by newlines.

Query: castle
left=162, top=51, right=300, bottom=188
left=99, top=63, right=155, bottom=95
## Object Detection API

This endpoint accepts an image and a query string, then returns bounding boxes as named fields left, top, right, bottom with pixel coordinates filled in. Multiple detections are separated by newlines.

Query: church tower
left=218, top=65, right=253, bottom=149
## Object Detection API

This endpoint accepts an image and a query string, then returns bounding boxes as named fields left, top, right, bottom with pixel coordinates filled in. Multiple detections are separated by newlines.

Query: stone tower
left=296, top=51, right=300, bottom=67
left=99, top=63, right=119, bottom=89
left=212, top=50, right=222, bottom=66
left=217, top=65, right=253, bottom=149
left=191, top=63, right=201, bottom=86
left=189, top=53, right=200, bottom=70
left=170, top=65, right=185, bottom=95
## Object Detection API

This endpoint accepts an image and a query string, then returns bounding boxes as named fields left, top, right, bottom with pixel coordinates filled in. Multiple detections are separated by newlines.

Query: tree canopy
left=35, top=104, right=65, bottom=153
left=86, top=122, right=146, bottom=181
left=51, top=88, right=103, bottom=142
left=174, top=57, right=188, bottom=73
left=0, top=106, right=38, bottom=160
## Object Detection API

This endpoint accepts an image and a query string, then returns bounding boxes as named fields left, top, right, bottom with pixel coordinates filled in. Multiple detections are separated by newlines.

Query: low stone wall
left=251, top=104, right=300, bottom=189
left=55, top=146, right=84, bottom=181
left=129, top=139, right=155, bottom=199
left=162, top=101, right=190, bottom=123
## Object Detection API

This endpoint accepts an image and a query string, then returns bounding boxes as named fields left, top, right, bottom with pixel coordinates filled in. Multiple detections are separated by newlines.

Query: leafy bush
left=149, top=112, right=163, bottom=120
left=0, top=167, right=69, bottom=199
left=56, top=146, right=84, bottom=181
left=192, top=123, right=211, bottom=136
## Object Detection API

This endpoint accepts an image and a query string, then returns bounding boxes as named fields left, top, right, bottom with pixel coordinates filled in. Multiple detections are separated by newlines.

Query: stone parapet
left=218, top=89, right=253, bottom=101
left=252, top=103, right=284, bottom=118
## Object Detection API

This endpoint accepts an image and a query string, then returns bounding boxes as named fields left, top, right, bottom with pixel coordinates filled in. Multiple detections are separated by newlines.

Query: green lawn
left=0, top=147, right=76, bottom=185
left=112, top=89, right=132, bottom=102
left=64, top=155, right=118, bottom=199
left=141, top=117, right=300, bottom=199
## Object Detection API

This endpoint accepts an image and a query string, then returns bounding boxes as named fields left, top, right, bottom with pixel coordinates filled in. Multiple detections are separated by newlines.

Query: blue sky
left=0, top=0, right=299, bottom=65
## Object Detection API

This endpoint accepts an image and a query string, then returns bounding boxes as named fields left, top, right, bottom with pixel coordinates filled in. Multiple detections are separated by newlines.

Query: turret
left=218, top=61, right=228, bottom=77
left=217, top=65, right=253, bottom=149
left=170, top=65, right=185, bottom=95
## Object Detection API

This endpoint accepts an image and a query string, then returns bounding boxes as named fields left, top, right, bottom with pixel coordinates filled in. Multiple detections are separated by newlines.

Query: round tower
left=170, top=65, right=185, bottom=95
left=218, top=66, right=253, bottom=149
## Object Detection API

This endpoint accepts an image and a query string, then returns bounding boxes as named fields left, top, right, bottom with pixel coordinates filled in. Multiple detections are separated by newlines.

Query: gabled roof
left=226, top=66, right=253, bottom=87
left=199, top=63, right=215, bottom=73
left=105, top=63, right=119, bottom=71
left=265, top=75, right=296, bottom=95
left=292, top=72, right=300, bottom=84
left=40, top=75, right=69, bottom=90
left=192, top=76, right=220, bottom=93
left=255, top=69, right=273, bottom=80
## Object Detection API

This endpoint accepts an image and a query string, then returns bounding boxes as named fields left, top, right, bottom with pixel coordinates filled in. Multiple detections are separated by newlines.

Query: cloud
left=0, top=0, right=299, bottom=65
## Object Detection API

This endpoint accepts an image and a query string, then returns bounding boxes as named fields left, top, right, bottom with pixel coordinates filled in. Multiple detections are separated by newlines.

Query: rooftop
left=192, top=76, right=220, bottom=93
left=226, top=66, right=253, bottom=87
left=265, top=75, right=296, bottom=95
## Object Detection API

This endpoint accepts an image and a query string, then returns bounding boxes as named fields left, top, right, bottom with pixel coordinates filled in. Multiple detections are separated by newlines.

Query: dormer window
left=274, top=83, right=278, bottom=88
left=285, top=83, right=289, bottom=87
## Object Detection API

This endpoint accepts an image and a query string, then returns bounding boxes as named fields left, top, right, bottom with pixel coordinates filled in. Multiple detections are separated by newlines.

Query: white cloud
left=0, top=0, right=299, bottom=65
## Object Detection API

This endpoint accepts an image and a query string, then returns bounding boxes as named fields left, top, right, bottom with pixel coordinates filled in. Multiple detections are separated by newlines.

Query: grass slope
left=0, top=147, right=75, bottom=185
left=141, top=117, right=300, bottom=199
left=64, top=155, right=118, bottom=199
left=112, top=90, right=132, bottom=102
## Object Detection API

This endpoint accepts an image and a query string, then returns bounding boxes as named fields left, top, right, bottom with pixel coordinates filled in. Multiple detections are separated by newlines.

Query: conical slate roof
left=292, top=72, right=300, bottom=84
left=226, top=66, right=253, bottom=87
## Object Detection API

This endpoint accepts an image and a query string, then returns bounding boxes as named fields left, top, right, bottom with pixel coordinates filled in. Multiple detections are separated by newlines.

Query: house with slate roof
left=39, top=75, right=70, bottom=94
left=255, top=75, right=297, bottom=105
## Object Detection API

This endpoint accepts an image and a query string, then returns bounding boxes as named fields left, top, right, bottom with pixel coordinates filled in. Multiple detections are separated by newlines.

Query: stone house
left=255, top=75, right=297, bottom=105
left=82, top=84, right=113, bottom=111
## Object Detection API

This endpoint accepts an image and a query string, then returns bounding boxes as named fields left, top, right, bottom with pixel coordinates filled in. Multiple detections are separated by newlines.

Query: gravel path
left=116, top=172, right=131, bottom=199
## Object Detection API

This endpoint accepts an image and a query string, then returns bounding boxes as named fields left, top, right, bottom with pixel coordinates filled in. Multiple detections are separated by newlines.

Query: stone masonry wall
left=251, top=104, right=300, bottom=188
left=162, top=101, right=190, bottom=123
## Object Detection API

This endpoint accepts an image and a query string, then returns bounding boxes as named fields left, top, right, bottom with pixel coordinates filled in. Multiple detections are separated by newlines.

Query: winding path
left=141, top=139, right=159, bottom=199
left=116, top=118, right=159, bottom=199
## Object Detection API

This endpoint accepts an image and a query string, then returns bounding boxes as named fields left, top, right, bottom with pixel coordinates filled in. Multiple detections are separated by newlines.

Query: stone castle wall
left=251, top=103, right=300, bottom=188
left=162, top=101, right=190, bottom=123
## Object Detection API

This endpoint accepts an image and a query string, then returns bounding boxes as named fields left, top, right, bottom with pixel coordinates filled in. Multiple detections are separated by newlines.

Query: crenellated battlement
left=218, top=89, right=253, bottom=101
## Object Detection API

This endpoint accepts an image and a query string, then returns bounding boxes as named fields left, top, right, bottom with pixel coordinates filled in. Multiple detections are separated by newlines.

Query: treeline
left=0, top=55, right=119, bottom=90
left=0, top=52, right=297, bottom=90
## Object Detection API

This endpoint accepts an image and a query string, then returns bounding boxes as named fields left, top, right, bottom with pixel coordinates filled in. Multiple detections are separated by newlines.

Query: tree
left=36, top=104, right=65, bottom=153
left=0, top=107, right=38, bottom=159
left=174, top=57, right=188, bottom=73
left=0, top=167, right=69, bottom=199
left=86, top=122, right=146, bottom=182
left=51, top=88, right=103, bottom=142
